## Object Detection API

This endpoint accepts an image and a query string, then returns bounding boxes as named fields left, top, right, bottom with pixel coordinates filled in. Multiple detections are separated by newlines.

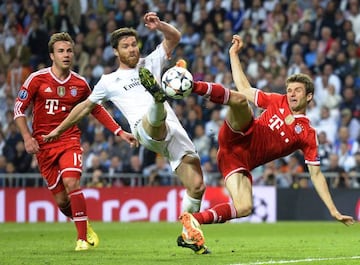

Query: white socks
left=147, top=102, right=167, bottom=127
left=181, top=191, right=201, bottom=213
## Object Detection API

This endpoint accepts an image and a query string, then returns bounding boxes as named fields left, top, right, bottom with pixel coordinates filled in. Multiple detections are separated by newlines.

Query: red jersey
left=217, top=90, right=319, bottom=180
left=14, top=67, right=120, bottom=149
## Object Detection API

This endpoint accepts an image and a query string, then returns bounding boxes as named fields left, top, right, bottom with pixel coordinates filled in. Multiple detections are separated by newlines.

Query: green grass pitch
left=0, top=221, right=359, bottom=265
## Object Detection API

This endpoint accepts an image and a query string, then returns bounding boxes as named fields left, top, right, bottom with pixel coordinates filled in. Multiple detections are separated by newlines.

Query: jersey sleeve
left=89, top=75, right=108, bottom=104
left=13, top=73, right=38, bottom=119
left=255, top=90, right=285, bottom=109
left=91, top=104, right=122, bottom=135
left=302, top=127, right=320, bottom=166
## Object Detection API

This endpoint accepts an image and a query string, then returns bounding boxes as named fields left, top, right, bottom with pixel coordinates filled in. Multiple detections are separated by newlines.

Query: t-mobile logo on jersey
left=45, top=99, right=59, bottom=115
left=268, top=114, right=284, bottom=131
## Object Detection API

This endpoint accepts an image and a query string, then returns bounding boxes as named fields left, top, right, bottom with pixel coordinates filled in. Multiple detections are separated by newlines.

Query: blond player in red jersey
left=177, top=35, right=355, bottom=251
left=13, top=32, right=137, bottom=251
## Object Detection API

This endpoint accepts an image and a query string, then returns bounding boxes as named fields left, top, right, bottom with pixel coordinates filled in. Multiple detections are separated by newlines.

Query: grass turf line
left=0, top=221, right=358, bottom=265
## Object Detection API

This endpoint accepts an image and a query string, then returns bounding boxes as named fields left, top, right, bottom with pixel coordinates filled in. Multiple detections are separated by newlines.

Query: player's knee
left=177, top=155, right=206, bottom=198
left=62, top=173, right=80, bottom=192
left=230, top=92, right=248, bottom=107
left=182, top=170, right=205, bottom=198
left=188, top=179, right=206, bottom=198
left=234, top=201, right=253, bottom=218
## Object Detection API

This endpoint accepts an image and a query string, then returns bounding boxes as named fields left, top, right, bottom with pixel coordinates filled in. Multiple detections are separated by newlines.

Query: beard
left=119, top=52, right=140, bottom=68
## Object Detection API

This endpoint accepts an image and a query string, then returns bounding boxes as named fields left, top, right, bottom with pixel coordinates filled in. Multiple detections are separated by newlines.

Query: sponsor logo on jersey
left=57, top=86, right=65, bottom=97
left=44, top=87, right=52, bottom=92
left=70, top=86, right=77, bottom=97
left=18, top=90, right=28, bottom=100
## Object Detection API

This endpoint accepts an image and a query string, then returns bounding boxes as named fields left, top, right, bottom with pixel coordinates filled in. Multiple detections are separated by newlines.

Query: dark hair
left=110, top=28, right=138, bottom=49
left=286, top=73, right=314, bottom=95
left=48, top=32, right=74, bottom=53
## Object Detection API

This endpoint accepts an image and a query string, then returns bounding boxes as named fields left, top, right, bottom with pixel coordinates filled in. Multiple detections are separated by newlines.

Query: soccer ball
left=161, top=66, right=193, bottom=99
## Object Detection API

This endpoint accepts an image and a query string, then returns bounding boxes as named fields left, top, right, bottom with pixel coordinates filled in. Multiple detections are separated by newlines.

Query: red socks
left=69, top=189, right=87, bottom=241
left=192, top=203, right=237, bottom=224
left=193, top=81, right=230, bottom=104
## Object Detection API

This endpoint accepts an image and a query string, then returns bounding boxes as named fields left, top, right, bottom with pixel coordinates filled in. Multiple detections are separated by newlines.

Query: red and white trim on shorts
left=48, top=172, right=62, bottom=190
left=224, top=119, right=246, bottom=135
left=61, top=168, right=82, bottom=177
left=48, top=168, right=82, bottom=191
left=224, top=167, right=252, bottom=183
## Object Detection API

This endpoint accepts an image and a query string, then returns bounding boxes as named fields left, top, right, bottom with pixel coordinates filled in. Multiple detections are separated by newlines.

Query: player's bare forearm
left=15, top=116, right=40, bottom=154
left=144, top=12, right=180, bottom=55
left=59, top=99, right=94, bottom=134
left=159, top=21, right=181, bottom=52
left=42, top=99, right=94, bottom=142
left=311, top=172, right=338, bottom=213
left=15, top=116, right=32, bottom=141
left=308, top=165, right=354, bottom=225
left=229, top=35, right=255, bottom=102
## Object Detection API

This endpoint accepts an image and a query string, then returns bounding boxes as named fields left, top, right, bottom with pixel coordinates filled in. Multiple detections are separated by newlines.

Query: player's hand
left=42, top=129, right=61, bottom=143
left=229, top=35, right=243, bottom=55
left=333, top=211, right=355, bottom=226
left=24, top=137, right=40, bottom=154
left=119, top=131, right=139, bottom=148
left=144, top=12, right=161, bottom=31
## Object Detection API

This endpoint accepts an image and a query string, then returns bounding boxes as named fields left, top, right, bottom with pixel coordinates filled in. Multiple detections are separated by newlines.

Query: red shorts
left=36, top=142, right=82, bottom=194
left=217, top=120, right=255, bottom=182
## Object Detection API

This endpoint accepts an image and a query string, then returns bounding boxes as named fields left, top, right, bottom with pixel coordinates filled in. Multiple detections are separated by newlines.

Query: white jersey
left=89, top=44, right=174, bottom=132
left=88, top=44, right=198, bottom=170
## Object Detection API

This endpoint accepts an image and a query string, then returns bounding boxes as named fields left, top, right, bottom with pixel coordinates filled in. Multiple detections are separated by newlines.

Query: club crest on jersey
left=70, top=86, right=78, bottom=97
left=18, top=89, right=28, bottom=100
left=57, top=86, right=65, bottom=97
left=294, top=123, right=303, bottom=134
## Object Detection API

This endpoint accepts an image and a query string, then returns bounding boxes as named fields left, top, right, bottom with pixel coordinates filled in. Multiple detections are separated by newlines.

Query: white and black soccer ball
left=161, top=66, right=193, bottom=99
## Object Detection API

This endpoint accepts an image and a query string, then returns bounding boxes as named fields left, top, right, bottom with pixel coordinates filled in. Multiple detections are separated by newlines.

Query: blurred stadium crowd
left=1, top=0, right=360, bottom=189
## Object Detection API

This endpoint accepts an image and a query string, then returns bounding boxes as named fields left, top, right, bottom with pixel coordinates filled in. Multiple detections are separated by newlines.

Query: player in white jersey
left=42, top=12, right=208, bottom=254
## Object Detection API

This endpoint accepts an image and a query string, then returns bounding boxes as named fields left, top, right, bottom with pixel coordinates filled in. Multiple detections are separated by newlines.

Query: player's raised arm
left=308, top=164, right=355, bottom=226
left=143, top=12, right=181, bottom=57
left=42, top=99, right=95, bottom=142
left=229, top=35, right=256, bottom=103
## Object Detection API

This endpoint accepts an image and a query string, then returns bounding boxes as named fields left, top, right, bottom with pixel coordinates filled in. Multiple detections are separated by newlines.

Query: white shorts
left=134, top=118, right=199, bottom=171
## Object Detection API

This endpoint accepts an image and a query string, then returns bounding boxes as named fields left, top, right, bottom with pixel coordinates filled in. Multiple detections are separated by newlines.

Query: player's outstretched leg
left=86, top=221, right=99, bottom=247
left=178, top=212, right=210, bottom=254
left=139, top=67, right=166, bottom=103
